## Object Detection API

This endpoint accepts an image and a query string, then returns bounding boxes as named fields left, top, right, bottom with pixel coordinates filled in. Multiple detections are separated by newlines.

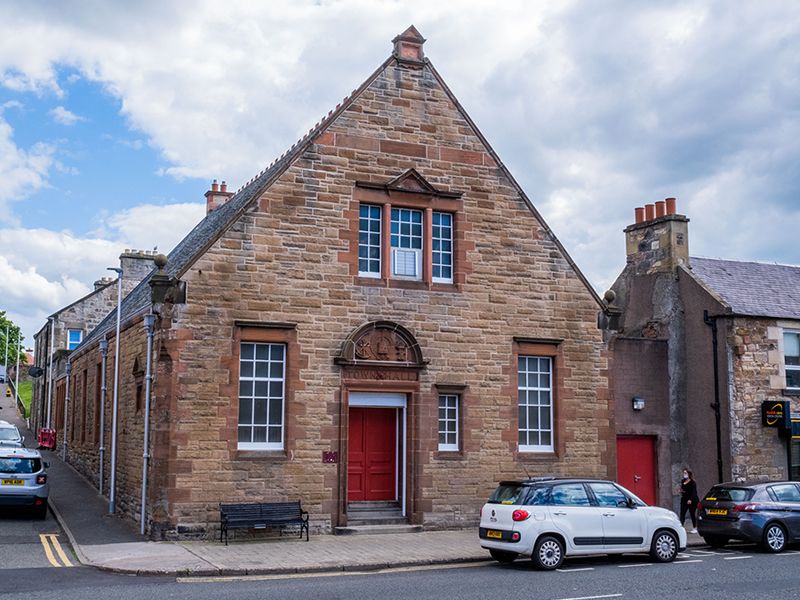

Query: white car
left=0, top=421, right=23, bottom=447
left=479, top=477, right=687, bottom=569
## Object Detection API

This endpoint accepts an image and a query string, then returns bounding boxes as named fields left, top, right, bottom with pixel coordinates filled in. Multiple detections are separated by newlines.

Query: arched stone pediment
left=336, top=321, right=425, bottom=367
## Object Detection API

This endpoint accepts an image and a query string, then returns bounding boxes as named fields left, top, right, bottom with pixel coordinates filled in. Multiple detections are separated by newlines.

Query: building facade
left=60, top=27, right=612, bottom=538
left=31, top=250, right=157, bottom=435
left=608, top=200, right=800, bottom=510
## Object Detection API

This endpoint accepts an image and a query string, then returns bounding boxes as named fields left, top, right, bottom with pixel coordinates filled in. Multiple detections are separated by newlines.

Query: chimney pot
left=211, top=180, right=219, bottom=192
left=634, top=207, right=645, bottom=224
left=644, top=204, right=655, bottom=221
left=655, top=201, right=666, bottom=218
left=665, top=197, right=677, bottom=215
left=221, top=181, right=227, bottom=192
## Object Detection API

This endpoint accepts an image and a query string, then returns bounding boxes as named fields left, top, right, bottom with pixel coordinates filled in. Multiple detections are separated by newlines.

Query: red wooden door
left=616, top=436, right=657, bottom=506
left=348, top=407, right=397, bottom=501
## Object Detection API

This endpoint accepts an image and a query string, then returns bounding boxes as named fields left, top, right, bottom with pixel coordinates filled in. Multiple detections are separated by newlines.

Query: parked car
left=698, top=481, right=800, bottom=552
left=0, top=421, right=23, bottom=447
left=0, top=446, right=49, bottom=518
left=479, top=477, right=687, bottom=570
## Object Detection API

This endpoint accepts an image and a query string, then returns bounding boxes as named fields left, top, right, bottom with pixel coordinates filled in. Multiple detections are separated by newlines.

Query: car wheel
left=703, top=535, right=728, bottom=548
left=533, top=535, right=564, bottom=570
left=489, top=549, right=518, bottom=564
left=650, top=530, right=678, bottom=562
left=762, top=523, right=787, bottom=553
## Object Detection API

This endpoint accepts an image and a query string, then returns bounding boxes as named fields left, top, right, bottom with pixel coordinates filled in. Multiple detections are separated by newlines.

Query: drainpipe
left=14, top=334, right=21, bottom=411
left=46, top=317, right=55, bottom=429
left=140, top=313, right=155, bottom=536
left=108, top=267, right=123, bottom=514
left=98, top=337, right=108, bottom=496
left=62, top=360, right=72, bottom=461
left=704, top=310, right=724, bottom=483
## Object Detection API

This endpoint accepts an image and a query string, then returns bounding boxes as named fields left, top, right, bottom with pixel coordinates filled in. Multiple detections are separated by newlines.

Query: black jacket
left=681, top=478, right=699, bottom=502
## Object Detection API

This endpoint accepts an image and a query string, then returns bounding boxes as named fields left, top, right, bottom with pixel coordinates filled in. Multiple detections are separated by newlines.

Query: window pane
left=589, top=483, right=628, bottom=507
left=255, top=361, right=269, bottom=378
left=518, top=354, right=554, bottom=450
left=240, top=362, right=253, bottom=378
left=238, top=426, right=250, bottom=442
left=241, top=343, right=254, bottom=360
left=253, top=399, right=267, bottom=424
left=438, top=394, right=459, bottom=450
left=269, top=399, right=283, bottom=424
left=268, top=427, right=282, bottom=443
left=255, top=381, right=268, bottom=397
left=239, top=381, right=253, bottom=397
left=239, top=399, right=253, bottom=424
left=359, top=204, right=381, bottom=274
left=787, top=369, right=800, bottom=389
left=785, top=333, right=800, bottom=365
left=552, top=483, right=590, bottom=506
left=253, top=427, right=267, bottom=443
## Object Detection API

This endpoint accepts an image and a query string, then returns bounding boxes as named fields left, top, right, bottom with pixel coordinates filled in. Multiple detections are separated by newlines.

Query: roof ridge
left=691, top=255, right=800, bottom=269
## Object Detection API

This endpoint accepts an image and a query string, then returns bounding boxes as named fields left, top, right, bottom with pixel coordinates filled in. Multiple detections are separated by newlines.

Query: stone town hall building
left=46, top=27, right=612, bottom=537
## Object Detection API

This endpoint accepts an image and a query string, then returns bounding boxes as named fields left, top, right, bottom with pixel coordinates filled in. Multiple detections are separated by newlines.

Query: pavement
left=3, top=394, right=705, bottom=577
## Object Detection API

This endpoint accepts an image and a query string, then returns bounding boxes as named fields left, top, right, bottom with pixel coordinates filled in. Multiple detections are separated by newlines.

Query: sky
left=0, top=0, right=798, bottom=347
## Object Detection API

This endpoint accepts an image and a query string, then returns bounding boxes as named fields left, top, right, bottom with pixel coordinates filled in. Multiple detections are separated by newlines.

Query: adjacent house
left=607, top=200, right=800, bottom=509
left=58, top=27, right=612, bottom=538
left=31, top=251, right=156, bottom=437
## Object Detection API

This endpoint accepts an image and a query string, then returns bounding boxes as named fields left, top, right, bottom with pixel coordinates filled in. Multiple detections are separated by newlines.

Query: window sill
left=355, top=277, right=460, bottom=293
left=782, top=389, right=800, bottom=397
left=515, top=450, right=558, bottom=461
left=435, top=450, right=465, bottom=460
left=234, top=450, right=288, bottom=461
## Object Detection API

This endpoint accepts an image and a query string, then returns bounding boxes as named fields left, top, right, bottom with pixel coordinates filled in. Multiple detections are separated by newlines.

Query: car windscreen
left=0, top=428, right=19, bottom=441
left=705, top=486, right=753, bottom=502
left=488, top=484, right=525, bottom=504
left=0, top=457, right=41, bottom=474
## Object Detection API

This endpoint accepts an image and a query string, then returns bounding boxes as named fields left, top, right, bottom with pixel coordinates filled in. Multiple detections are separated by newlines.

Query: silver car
left=0, top=421, right=23, bottom=447
left=0, top=447, right=49, bottom=518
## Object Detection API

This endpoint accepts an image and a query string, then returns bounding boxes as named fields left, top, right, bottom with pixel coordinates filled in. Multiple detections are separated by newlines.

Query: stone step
left=335, top=524, right=423, bottom=536
left=347, top=516, right=407, bottom=526
left=347, top=501, right=401, bottom=512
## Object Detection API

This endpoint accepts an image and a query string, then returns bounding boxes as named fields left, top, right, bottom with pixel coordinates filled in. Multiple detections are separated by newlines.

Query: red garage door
left=348, top=407, right=397, bottom=502
left=617, top=435, right=657, bottom=506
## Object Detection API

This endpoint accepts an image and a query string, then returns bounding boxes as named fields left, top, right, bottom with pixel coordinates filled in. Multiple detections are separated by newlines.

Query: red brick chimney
left=392, top=25, right=426, bottom=64
left=205, top=179, right=233, bottom=214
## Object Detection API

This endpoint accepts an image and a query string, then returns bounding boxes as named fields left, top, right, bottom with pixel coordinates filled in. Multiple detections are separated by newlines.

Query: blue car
left=698, top=481, right=800, bottom=552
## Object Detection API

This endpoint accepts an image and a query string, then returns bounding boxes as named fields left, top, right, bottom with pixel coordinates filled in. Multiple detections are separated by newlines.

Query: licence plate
left=707, top=508, right=728, bottom=516
left=486, top=530, right=503, bottom=539
left=1, top=479, right=23, bottom=486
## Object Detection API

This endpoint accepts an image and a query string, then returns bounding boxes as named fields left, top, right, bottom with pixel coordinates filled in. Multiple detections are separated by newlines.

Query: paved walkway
left=4, top=394, right=704, bottom=576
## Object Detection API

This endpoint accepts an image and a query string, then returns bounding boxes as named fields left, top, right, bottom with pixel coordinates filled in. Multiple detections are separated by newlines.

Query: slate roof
left=688, top=257, right=800, bottom=319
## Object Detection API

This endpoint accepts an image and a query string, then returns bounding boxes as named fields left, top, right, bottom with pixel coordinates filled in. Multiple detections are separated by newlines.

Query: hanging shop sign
left=761, top=400, right=791, bottom=430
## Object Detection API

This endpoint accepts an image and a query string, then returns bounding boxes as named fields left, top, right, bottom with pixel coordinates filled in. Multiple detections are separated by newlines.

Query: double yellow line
left=39, top=533, right=73, bottom=567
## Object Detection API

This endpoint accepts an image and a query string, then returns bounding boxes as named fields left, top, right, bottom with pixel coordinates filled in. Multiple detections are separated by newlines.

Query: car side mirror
left=616, top=499, right=629, bottom=508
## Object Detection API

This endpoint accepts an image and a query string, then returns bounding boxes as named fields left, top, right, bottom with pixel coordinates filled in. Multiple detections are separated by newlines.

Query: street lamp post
left=46, top=317, right=55, bottom=429
left=107, top=267, right=123, bottom=514
left=3, top=324, right=8, bottom=384
left=98, top=337, right=108, bottom=496
left=14, top=332, right=21, bottom=408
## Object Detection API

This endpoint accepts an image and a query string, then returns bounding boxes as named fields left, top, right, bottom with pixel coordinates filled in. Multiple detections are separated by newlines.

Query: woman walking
left=680, top=468, right=699, bottom=533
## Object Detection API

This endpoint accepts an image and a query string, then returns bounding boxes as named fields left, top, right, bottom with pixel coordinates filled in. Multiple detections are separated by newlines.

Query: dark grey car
left=697, top=481, right=800, bottom=552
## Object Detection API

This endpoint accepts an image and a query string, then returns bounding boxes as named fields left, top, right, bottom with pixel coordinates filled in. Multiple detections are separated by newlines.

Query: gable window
left=391, top=208, right=423, bottom=279
left=438, top=394, right=459, bottom=451
left=238, top=342, right=285, bottom=450
left=432, top=212, right=453, bottom=284
left=784, top=332, right=800, bottom=390
left=67, top=329, right=83, bottom=351
left=358, top=205, right=382, bottom=277
left=518, top=356, right=553, bottom=453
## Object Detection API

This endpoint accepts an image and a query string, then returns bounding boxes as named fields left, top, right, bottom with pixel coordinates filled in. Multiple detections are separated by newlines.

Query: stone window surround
left=511, top=339, right=563, bottom=460
left=345, top=186, right=466, bottom=291
left=224, top=322, right=302, bottom=461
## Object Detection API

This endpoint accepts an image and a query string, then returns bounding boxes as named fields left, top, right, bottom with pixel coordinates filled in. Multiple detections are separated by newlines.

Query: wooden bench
left=219, top=501, right=309, bottom=545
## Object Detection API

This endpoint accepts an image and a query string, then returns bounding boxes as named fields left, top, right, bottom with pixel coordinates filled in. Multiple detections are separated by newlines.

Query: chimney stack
left=625, top=197, right=690, bottom=274
left=392, top=25, right=426, bottom=65
left=205, top=179, right=234, bottom=214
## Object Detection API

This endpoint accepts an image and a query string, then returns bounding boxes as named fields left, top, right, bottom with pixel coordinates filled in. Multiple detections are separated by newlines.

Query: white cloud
left=49, top=105, right=85, bottom=126
left=0, top=202, right=204, bottom=342
left=0, top=114, right=55, bottom=224
left=0, top=0, right=798, bottom=332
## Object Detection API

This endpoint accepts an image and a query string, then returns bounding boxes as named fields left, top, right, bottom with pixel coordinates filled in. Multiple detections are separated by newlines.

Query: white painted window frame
left=784, top=330, right=800, bottom=390
left=238, top=342, right=286, bottom=451
left=518, top=355, right=554, bottom=453
left=437, top=394, right=459, bottom=451
left=67, top=329, right=83, bottom=351
left=431, top=211, right=453, bottom=284
left=358, top=204, right=382, bottom=278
